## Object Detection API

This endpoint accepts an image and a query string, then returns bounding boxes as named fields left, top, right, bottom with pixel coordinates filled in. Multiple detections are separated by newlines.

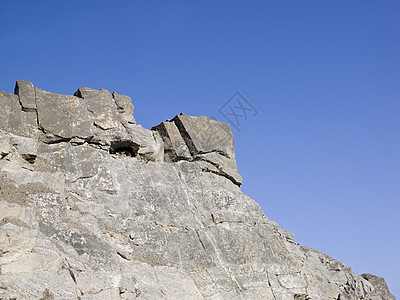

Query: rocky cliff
left=0, top=81, right=395, bottom=300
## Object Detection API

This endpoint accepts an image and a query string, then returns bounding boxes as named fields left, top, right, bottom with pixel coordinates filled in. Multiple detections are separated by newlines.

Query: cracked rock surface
left=0, top=81, right=395, bottom=299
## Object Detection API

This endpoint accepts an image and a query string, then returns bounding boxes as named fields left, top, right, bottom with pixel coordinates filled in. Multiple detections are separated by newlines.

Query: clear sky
left=1, top=0, right=399, bottom=296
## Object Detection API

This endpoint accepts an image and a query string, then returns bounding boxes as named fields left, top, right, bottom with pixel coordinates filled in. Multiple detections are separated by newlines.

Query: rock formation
left=0, top=81, right=395, bottom=299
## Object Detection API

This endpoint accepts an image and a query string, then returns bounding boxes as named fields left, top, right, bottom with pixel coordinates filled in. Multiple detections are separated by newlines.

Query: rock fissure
left=201, top=166, right=242, bottom=187
left=195, top=149, right=230, bottom=159
left=266, top=271, right=277, bottom=300
left=111, top=92, right=124, bottom=111
left=171, top=116, right=198, bottom=156
left=93, top=122, right=117, bottom=131
left=202, top=230, right=248, bottom=299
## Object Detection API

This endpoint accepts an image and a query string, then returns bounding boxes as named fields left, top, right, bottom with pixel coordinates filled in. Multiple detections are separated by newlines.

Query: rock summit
left=0, top=81, right=395, bottom=299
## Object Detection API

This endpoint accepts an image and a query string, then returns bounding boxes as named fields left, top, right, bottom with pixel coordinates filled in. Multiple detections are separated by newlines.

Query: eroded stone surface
left=153, top=114, right=242, bottom=186
left=361, top=274, right=396, bottom=300
left=0, top=81, right=395, bottom=300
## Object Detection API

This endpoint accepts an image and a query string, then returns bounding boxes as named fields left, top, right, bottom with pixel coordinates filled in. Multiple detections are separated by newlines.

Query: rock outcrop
left=0, top=81, right=395, bottom=300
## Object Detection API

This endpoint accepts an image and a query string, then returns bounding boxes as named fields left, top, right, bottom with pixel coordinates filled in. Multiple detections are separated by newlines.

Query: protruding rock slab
left=74, top=87, right=136, bottom=125
left=0, top=81, right=163, bottom=161
left=11, top=136, right=38, bottom=164
left=35, top=87, right=94, bottom=141
left=173, top=114, right=235, bottom=158
left=0, top=90, right=38, bottom=138
left=153, top=114, right=242, bottom=186
left=152, top=121, right=191, bottom=162
left=15, top=80, right=36, bottom=111
left=112, top=91, right=136, bottom=124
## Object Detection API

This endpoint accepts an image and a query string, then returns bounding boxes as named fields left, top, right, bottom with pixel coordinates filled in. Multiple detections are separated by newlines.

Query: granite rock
left=0, top=81, right=395, bottom=300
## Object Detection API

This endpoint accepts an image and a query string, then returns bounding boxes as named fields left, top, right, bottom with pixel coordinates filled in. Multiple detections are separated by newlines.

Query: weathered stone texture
left=152, top=114, right=242, bottom=186
left=0, top=81, right=395, bottom=300
left=361, top=274, right=396, bottom=300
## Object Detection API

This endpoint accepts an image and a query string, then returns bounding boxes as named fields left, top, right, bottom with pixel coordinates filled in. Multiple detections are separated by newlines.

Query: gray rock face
left=0, top=81, right=395, bottom=300
left=153, top=114, right=242, bottom=187
left=361, top=274, right=396, bottom=300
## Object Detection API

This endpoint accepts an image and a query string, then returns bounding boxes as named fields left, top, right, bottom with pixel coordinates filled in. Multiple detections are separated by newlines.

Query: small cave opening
left=21, top=154, right=37, bottom=164
left=109, top=140, right=139, bottom=157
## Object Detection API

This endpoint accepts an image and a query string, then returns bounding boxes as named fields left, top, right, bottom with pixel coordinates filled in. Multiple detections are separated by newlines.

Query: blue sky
left=1, top=0, right=399, bottom=296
